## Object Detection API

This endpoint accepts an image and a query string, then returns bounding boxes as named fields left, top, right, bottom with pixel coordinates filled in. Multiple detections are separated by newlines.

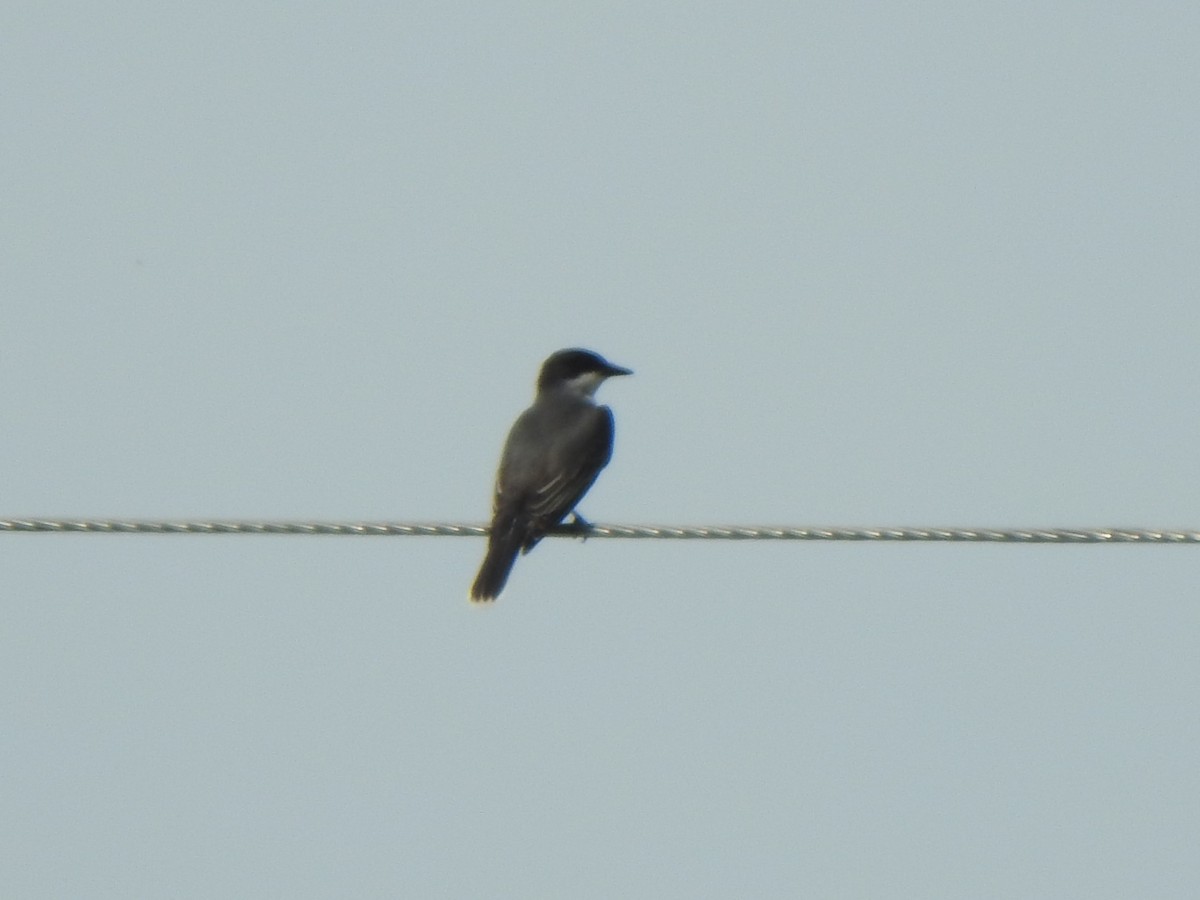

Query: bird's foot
left=565, top=512, right=593, bottom=541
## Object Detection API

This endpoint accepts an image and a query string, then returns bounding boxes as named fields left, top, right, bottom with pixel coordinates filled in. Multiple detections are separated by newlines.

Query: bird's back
left=493, top=391, right=615, bottom=550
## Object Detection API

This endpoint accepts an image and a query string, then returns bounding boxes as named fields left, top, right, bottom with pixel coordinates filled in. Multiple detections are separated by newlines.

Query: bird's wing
left=494, top=404, right=614, bottom=546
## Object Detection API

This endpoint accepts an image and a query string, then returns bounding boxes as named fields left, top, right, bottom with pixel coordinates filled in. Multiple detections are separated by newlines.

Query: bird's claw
left=567, top=512, right=593, bottom=541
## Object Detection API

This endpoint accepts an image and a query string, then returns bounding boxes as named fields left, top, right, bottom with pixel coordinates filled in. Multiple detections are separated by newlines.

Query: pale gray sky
left=3, top=3, right=1199, bottom=897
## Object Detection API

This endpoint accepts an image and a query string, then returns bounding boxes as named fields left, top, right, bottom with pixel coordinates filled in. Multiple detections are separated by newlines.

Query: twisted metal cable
left=1, top=519, right=1198, bottom=543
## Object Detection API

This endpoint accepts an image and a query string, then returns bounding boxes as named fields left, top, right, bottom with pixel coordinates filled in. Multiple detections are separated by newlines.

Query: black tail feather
left=470, top=536, right=521, bottom=603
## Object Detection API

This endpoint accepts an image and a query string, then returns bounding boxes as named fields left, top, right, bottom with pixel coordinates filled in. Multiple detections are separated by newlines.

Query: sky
left=3, top=2, right=1199, bottom=896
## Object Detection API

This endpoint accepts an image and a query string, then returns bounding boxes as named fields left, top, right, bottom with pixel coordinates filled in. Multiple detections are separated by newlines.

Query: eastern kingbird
left=470, top=348, right=632, bottom=603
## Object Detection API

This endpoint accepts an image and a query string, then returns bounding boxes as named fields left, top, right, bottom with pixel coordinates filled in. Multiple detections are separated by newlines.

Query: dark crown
left=537, top=348, right=631, bottom=390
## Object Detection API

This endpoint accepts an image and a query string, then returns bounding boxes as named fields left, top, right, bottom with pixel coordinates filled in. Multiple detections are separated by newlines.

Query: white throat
left=564, top=371, right=605, bottom=398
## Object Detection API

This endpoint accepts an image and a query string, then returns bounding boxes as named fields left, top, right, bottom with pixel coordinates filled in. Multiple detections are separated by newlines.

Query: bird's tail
left=470, top=533, right=522, bottom=603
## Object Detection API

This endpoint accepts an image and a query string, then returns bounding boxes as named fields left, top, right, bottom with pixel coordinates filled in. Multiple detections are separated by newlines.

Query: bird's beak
left=603, top=362, right=633, bottom=378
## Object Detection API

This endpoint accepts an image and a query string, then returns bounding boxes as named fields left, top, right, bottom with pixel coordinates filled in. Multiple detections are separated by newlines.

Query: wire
left=1, top=519, right=1197, bottom=543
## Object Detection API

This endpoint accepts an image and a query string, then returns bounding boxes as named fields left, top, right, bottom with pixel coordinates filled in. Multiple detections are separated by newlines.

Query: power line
left=1, top=519, right=1198, bottom=543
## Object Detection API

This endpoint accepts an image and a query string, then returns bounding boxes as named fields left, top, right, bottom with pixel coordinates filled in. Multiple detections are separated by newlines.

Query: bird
left=470, top=348, right=632, bottom=602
